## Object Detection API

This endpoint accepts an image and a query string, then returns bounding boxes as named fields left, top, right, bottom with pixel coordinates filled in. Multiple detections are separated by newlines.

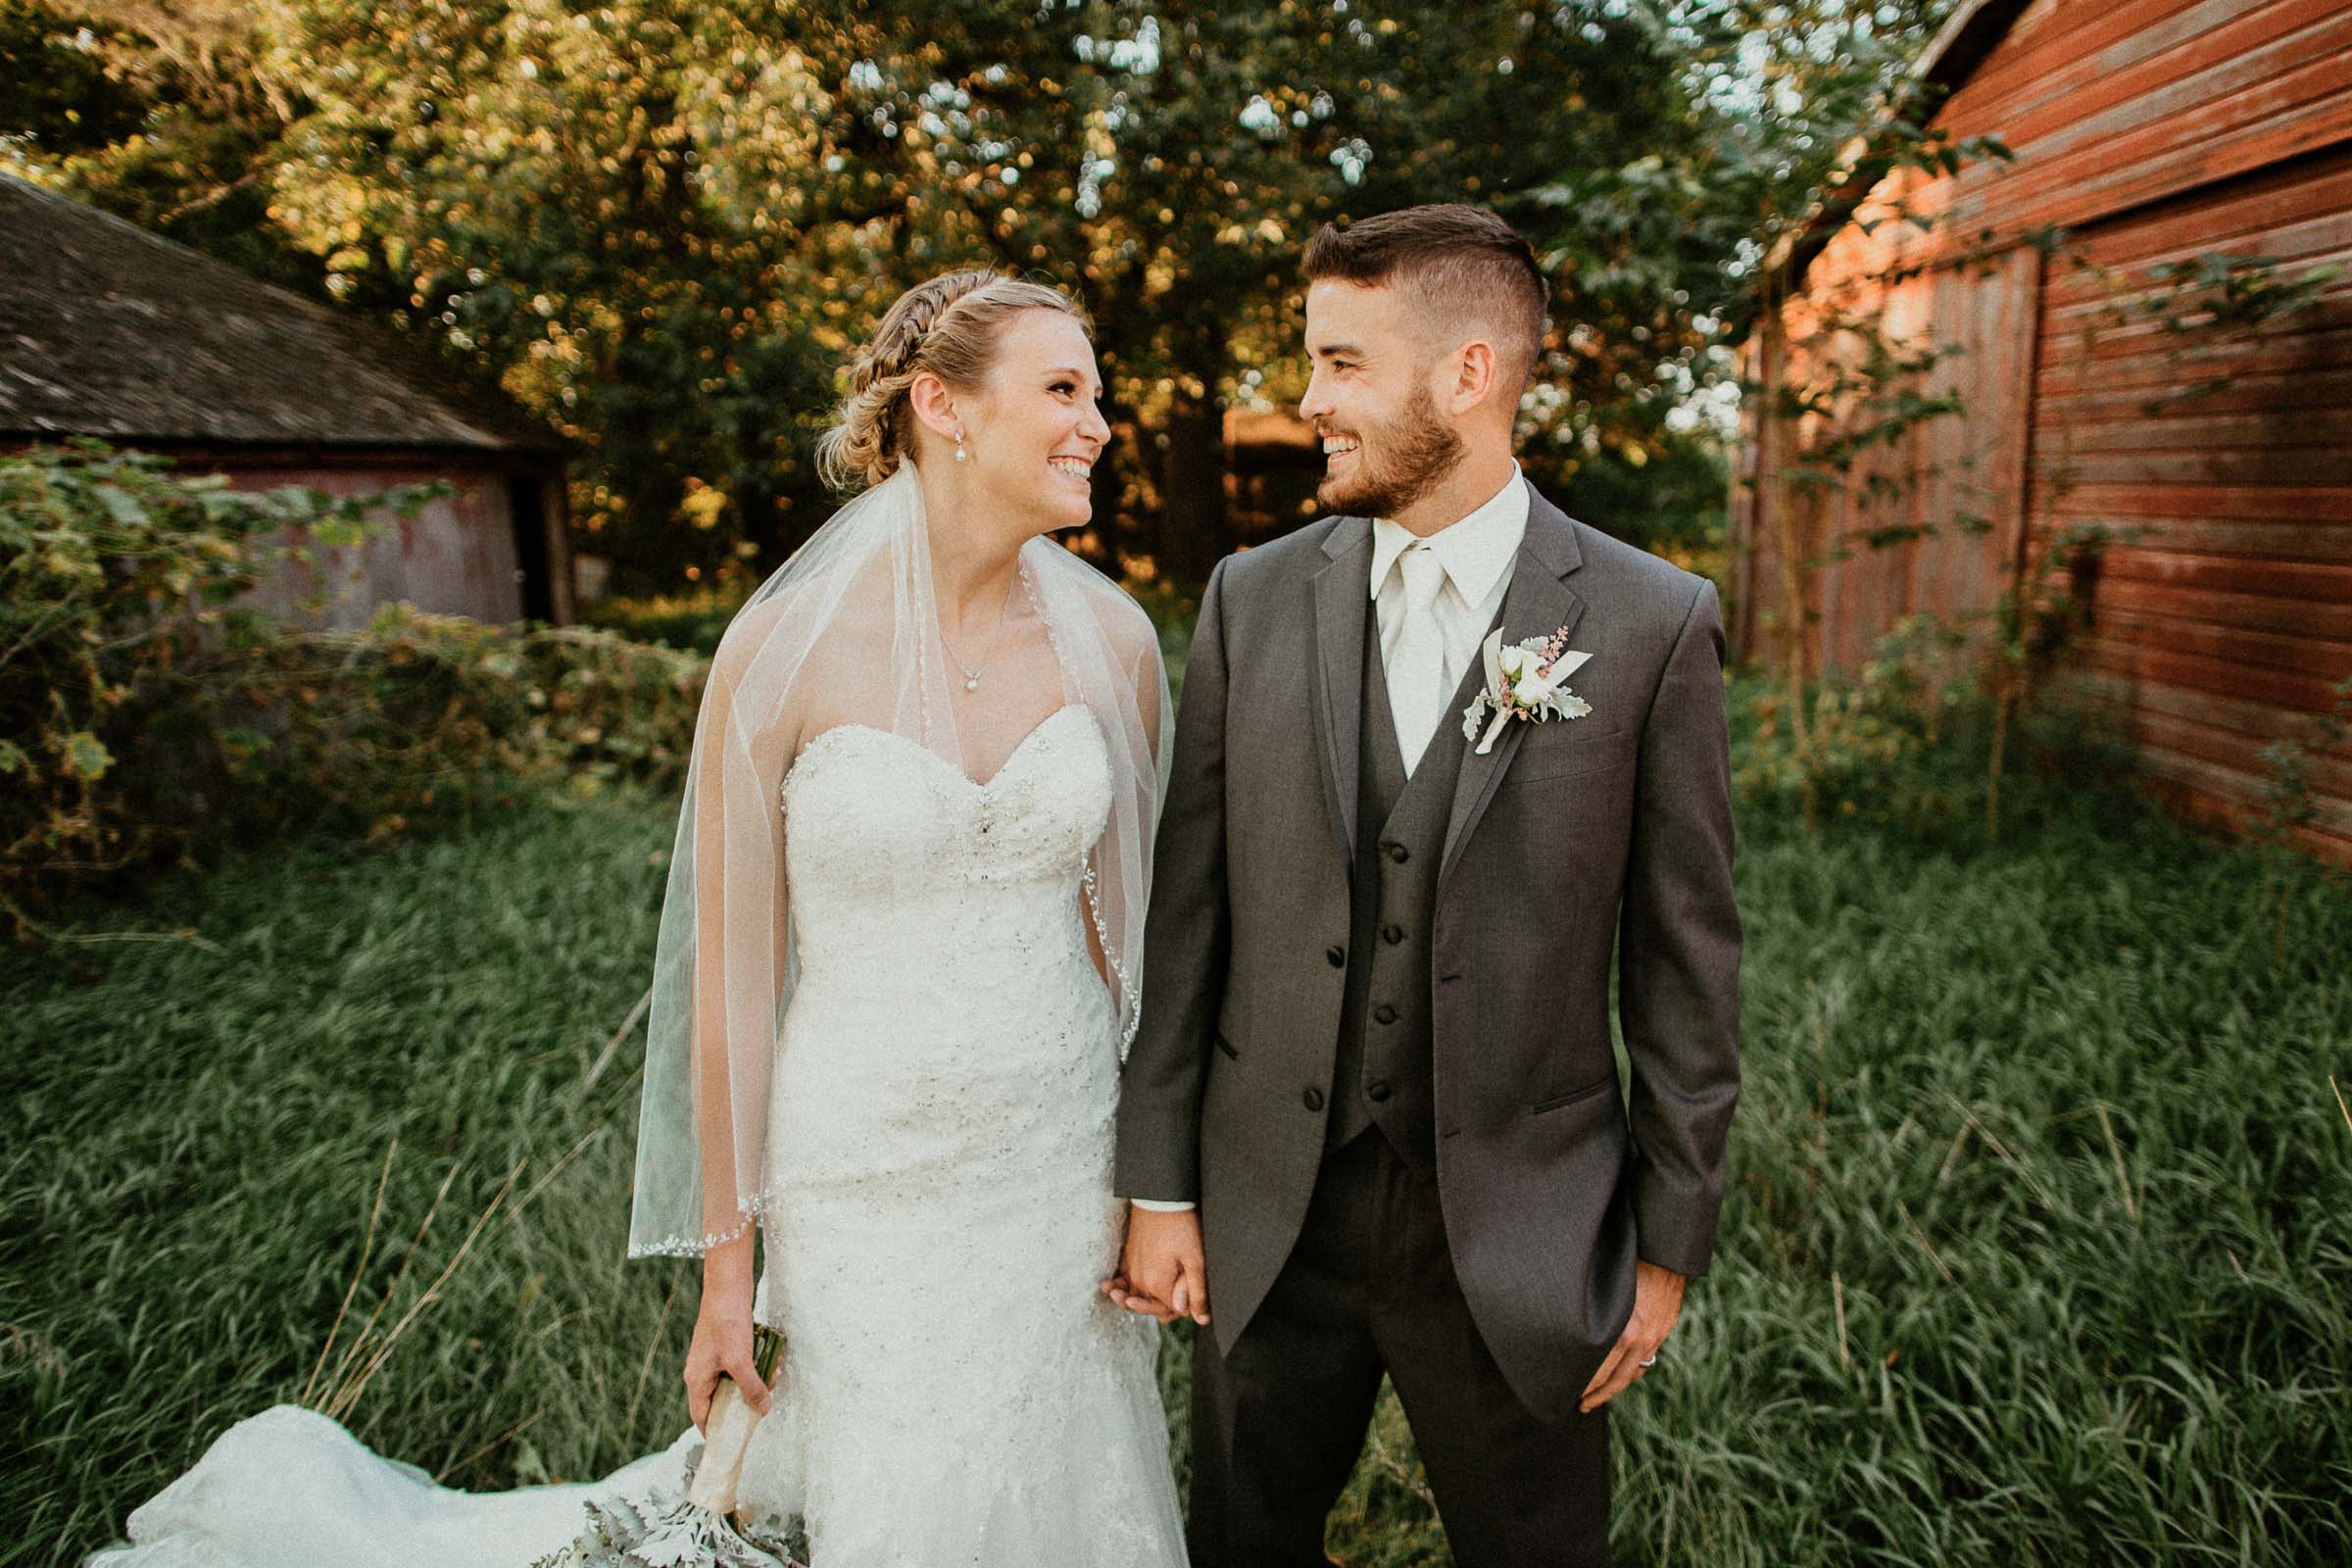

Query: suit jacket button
left=1373, top=1003, right=1398, bottom=1025
left=1381, top=923, right=1404, bottom=945
left=1301, top=1087, right=1325, bottom=1112
left=1367, top=1080, right=1394, bottom=1103
left=1386, top=842, right=1410, bottom=863
left=1326, top=944, right=1346, bottom=966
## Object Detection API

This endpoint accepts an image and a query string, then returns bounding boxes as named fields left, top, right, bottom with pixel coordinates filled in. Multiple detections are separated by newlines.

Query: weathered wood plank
left=2092, top=575, right=2352, bottom=642
left=2079, top=637, right=2352, bottom=710
left=2094, top=550, right=2352, bottom=600
left=2033, top=446, right=2352, bottom=486
left=2073, top=666, right=2352, bottom=754
left=2035, top=408, right=2352, bottom=452
left=2037, top=366, right=2352, bottom=421
left=2046, top=481, right=2352, bottom=525
left=2047, top=514, right=2352, bottom=562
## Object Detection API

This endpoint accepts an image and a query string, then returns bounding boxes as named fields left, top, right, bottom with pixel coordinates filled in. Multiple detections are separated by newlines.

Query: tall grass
left=2, top=803, right=702, bottom=1566
left=6, top=679, right=2349, bottom=1567
left=1608, top=768, right=2352, bottom=1565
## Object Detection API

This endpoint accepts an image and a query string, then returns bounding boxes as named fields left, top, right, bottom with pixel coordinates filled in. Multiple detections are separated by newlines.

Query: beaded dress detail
left=730, top=700, right=1188, bottom=1565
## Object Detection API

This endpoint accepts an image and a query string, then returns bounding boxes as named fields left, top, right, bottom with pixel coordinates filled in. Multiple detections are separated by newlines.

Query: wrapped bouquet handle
left=685, top=1325, right=785, bottom=1518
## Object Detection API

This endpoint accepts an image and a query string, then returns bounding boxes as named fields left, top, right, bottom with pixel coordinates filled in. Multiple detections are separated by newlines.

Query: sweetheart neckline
left=782, top=702, right=1095, bottom=800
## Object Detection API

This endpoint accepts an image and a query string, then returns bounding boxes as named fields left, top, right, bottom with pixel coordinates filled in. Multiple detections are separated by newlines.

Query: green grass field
left=6, top=676, right=2349, bottom=1567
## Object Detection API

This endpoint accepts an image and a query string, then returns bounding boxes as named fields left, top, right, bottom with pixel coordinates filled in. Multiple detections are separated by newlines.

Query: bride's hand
left=1103, top=1203, right=1210, bottom=1327
left=684, top=1265, right=774, bottom=1436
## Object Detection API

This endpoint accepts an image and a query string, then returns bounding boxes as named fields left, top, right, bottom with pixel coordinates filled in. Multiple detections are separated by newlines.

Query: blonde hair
left=815, top=270, right=1090, bottom=491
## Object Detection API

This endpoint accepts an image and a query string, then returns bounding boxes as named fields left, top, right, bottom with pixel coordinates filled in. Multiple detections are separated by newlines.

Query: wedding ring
left=1639, top=1352, right=1658, bottom=1368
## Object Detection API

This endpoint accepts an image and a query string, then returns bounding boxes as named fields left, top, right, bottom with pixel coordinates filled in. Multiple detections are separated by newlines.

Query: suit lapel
left=1307, top=518, right=1372, bottom=871
left=1438, top=485, right=1586, bottom=892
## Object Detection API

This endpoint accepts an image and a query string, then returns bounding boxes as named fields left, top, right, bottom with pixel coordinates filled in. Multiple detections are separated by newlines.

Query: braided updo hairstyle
left=814, top=269, right=1091, bottom=491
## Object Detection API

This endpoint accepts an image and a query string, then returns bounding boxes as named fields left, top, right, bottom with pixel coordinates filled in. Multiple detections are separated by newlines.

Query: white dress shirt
left=1127, top=462, right=1529, bottom=1214
left=1369, top=462, right=1529, bottom=771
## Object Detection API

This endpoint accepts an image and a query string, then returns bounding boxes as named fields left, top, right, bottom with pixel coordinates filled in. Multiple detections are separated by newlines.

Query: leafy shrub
left=1738, top=614, right=1975, bottom=831
left=1, top=441, right=706, bottom=938
left=1734, top=612, right=2149, bottom=848
left=576, top=585, right=752, bottom=659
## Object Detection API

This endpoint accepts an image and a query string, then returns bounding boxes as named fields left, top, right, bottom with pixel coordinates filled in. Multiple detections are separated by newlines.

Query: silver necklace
left=943, top=563, right=1024, bottom=693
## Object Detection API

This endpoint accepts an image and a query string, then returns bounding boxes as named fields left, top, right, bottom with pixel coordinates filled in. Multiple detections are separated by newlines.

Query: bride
left=85, top=270, right=1190, bottom=1568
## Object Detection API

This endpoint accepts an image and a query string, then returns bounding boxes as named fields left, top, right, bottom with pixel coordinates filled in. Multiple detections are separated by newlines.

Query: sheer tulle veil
left=624, top=459, right=1171, bottom=1264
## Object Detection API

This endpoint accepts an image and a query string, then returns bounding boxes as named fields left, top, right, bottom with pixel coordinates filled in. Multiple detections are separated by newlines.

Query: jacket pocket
left=1503, top=725, right=1632, bottom=786
left=1532, top=1075, right=1614, bottom=1115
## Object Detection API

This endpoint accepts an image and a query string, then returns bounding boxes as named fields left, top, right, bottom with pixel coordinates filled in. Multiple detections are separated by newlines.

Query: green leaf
left=61, top=730, right=114, bottom=782
left=91, top=482, right=146, bottom=528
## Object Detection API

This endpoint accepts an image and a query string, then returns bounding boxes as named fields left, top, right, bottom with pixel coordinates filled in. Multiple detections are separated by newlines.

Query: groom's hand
left=1102, top=1203, right=1211, bottom=1327
left=1579, top=1259, right=1687, bottom=1413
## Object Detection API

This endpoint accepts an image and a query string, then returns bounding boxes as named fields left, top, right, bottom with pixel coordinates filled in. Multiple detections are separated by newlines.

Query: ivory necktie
left=1389, top=542, right=1449, bottom=777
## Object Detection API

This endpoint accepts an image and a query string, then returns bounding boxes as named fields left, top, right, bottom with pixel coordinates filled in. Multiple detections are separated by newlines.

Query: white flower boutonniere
left=1460, top=623, right=1592, bottom=755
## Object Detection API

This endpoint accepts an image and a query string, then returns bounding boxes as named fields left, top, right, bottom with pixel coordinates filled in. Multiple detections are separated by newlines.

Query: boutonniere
left=1460, top=623, right=1592, bottom=755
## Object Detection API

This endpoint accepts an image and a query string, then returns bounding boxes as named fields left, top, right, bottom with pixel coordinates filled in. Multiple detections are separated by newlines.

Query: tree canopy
left=8, top=0, right=1956, bottom=591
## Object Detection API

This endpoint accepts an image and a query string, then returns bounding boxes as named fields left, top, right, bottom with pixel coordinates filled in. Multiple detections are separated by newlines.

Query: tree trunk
left=1158, top=318, right=1231, bottom=590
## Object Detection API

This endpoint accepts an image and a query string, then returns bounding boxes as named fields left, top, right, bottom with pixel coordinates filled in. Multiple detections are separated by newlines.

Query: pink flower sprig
left=1532, top=624, right=1576, bottom=676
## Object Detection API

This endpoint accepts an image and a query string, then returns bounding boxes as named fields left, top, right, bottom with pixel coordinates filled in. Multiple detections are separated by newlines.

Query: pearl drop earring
left=954, top=426, right=968, bottom=463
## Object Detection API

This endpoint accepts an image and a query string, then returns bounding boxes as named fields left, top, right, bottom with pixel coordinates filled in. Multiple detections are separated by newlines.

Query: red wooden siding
left=2026, top=140, right=2352, bottom=862
left=1735, top=0, right=2352, bottom=863
left=1873, top=0, right=2352, bottom=269
left=1740, top=246, right=2041, bottom=677
left=223, top=463, right=532, bottom=632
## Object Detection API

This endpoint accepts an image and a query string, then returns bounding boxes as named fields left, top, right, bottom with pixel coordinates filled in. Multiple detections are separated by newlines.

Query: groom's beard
left=1316, top=383, right=1466, bottom=520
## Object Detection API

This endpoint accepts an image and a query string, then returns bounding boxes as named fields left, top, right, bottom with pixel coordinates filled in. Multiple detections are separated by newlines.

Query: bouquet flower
left=529, top=1324, right=807, bottom=1568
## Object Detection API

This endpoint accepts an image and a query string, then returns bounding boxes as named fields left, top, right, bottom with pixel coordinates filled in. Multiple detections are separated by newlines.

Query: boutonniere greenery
left=1461, top=624, right=1592, bottom=756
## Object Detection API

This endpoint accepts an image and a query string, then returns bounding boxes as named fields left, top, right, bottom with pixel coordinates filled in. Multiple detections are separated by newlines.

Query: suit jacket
left=1113, top=478, right=1742, bottom=1420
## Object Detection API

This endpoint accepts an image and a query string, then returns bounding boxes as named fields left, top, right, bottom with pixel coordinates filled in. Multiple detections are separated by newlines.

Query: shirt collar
left=1369, top=461, right=1529, bottom=606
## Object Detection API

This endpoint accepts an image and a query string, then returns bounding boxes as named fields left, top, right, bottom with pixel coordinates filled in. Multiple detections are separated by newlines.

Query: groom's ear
left=1446, top=338, right=1504, bottom=419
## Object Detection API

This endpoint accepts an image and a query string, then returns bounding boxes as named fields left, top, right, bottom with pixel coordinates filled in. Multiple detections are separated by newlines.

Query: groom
left=1108, top=204, right=1742, bottom=1567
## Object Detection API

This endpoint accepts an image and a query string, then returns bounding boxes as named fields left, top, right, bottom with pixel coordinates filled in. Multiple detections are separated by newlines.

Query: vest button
left=1301, top=1087, right=1325, bottom=1112
left=1326, top=944, right=1346, bottom=966
left=1367, top=1080, right=1394, bottom=1102
left=1386, top=842, right=1410, bottom=863
left=1373, top=1003, right=1398, bottom=1025
left=1381, top=923, right=1404, bottom=945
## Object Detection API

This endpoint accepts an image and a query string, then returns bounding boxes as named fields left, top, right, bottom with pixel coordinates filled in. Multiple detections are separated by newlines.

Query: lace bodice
left=778, top=703, right=1112, bottom=982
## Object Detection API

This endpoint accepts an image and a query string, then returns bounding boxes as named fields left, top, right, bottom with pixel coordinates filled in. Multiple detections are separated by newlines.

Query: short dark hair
left=1301, top=204, right=1549, bottom=388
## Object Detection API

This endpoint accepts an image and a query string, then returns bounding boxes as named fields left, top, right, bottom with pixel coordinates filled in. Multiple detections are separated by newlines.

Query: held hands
left=684, top=1267, right=774, bottom=1437
left=1102, top=1204, right=1212, bottom=1327
left=1580, top=1258, right=1686, bottom=1413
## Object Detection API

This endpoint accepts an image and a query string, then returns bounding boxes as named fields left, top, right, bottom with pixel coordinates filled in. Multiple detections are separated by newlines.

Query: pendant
left=963, top=676, right=980, bottom=692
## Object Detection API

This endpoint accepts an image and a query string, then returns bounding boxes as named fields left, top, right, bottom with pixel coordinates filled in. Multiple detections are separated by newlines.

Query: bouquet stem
left=687, top=1324, right=786, bottom=1516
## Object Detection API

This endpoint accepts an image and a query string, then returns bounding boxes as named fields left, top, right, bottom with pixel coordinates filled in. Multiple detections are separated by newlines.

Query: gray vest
left=1326, top=591, right=1487, bottom=1172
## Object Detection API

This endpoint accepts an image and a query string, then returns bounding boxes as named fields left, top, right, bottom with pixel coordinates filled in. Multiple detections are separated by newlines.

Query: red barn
left=1732, top=0, right=2352, bottom=862
left=0, top=173, right=577, bottom=631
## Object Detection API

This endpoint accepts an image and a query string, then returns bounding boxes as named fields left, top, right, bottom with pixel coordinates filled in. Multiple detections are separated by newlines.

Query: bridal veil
left=624, top=459, right=1171, bottom=1262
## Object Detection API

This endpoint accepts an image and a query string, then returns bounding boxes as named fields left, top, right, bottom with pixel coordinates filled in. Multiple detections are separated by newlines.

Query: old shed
left=0, top=173, right=576, bottom=630
left=1732, top=0, right=2352, bottom=862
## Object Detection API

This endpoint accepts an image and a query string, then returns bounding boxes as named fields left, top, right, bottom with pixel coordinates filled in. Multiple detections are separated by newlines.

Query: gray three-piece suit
left=1114, top=478, right=1743, bottom=1567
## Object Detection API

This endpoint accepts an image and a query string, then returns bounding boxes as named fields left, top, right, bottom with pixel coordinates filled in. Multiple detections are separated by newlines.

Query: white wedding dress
left=86, top=702, right=1190, bottom=1568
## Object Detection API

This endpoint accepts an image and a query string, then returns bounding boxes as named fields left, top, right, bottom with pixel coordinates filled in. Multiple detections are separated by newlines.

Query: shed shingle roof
left=0, top=172, right=564, bottom=454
